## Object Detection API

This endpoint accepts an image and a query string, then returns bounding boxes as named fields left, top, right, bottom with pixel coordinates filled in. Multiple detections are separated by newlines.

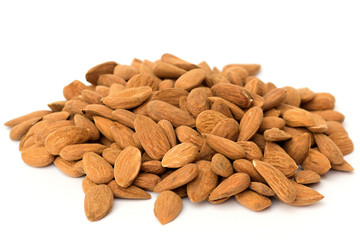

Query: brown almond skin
left=249, top=182, right=275, bottom=197
left=83, top=152, right=114, bottom=184
left=10, top=117, right=42, bottom=140
left=195, top=110, right=229, bottom=134
left=21, top=144, right=55, bottom=167
left=132, top=173, right=161, bottom=191
left=211, top=99, right=233, bottom=118
left=53, top=157, right=84, bottom=178
left=102, top=147, right=121, bottom=165
left=141, top=160, right=166, bottom=175
left=161, top=53, right=198, bottom=71
left=86, top=61, right=117, bottom=85
left=84, top=184, right=114, bottom=222
left=44, top=126, right=91, bottom=155
left=42, top=111, right=70, bottom=121
left=154, top=190, right=183, bottom=225
left=283, top=133, right=311, bottom=165
left=114, top=146, right=142, bottom=188
left=233, top=159, right=266, bottom=183
left=5, top=110, right=50, bottom=128
left=147, top=100, right=196, bottom=128
left=211, top=83, right=253, bottom=108
left=153, top=163, right=198, bottom=193
left=294, top=170, right=321, bottom=184
left=187, top=87, right=212, bottom=117
left=211, top=118, right=239, bottom=141
left=134, top=115, right=170, bottom=160
left=301, top=93, right=335, bottom=111
left=152, top=88, right=189, bottom=107
left=312, top=110, right=345, bottom=122
left=211, top=153, right=234, bottom=177
left=102, top=86, right=152, bottom=109
left=111, top=109, right=137, bottom=129
left=331, top=160, right=354, bottom=172
left=158, top=119, right=177, bottom=148
left=287, top=181, right=324, bottom=206
left=107, top=180, right=151, bottom=199
left=283, top=108, right=316, bottom=127
left=60, top=143, right=106, bottom=161
left=235, top=190, right=271, bottom=211
left=204, top=134, right=246, bottom=160
left=161, top=143, right=198, bottom=168
left=314, top=133, right=344, bottom=165
left=35, top=120, right=75, bottom=145
left=63, top=80, right=87, bottom=100
left=237, top=141, right=263, bottom=160
left=110, top=122, right=137, bottom=149
left=187, top=160, right=218, bottom=202
left=153, top=62, right=187, bottom=79
left=238, top=107, right=263, bottom=141
left=175, top=125, right=204, bottom=151
left=253, top=160, right=296, bottom=204
left=258, top=116, right=285, bottom=133
left=207, top=97, right=244, bottom=121
left=263, top=128, right=292, bottom=141
left=297, top=88, right=315, bottom=103
left=208, top=173, right=250, bottom=201
left=175, top=68, right=205, bottom=91
left=262, top=88, right=287, bottom=111
left=74, top=114, right=100, bottom=141
left=328, top=132, right=354, bottom=156
left=301, top=149, right=331, bottom=175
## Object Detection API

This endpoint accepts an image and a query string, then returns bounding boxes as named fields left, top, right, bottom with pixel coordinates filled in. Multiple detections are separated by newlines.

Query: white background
left=0, top=1, right=359, bottom=239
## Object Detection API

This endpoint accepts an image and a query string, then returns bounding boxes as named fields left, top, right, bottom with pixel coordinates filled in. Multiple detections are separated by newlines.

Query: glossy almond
left=157, top=119, right=177, bottom=148
left=153, top=62, right=187, bottom=79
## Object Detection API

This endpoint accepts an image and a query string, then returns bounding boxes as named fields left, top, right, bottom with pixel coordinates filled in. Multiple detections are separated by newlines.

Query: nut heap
left=5, top=54, right=354, bottom=224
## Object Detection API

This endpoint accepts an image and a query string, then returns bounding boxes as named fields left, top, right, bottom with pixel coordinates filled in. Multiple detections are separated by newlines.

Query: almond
left=262, top=88, right=287, bottom=111
left=301, top=149, right=331, bottom=175
left=287, top=181, right=324, bottom=206
left=5, top=110, right=50, bottom=128
left=235, top=190, right=271, bottom=211
left=107, top=180, right=151, bottom=199
left=53, top=157, right=84, bottom=178
left=263, top=128, right=292, bottom=141
left=153, top=62, right=187, bottom=79
left=174, top=68, right=205, bottom=91
left=283, top=108, right=316, bottom=127
left=83, top=152, right=114, bottom=184
left=187, top=87, right=212, bottom=117
left=161, top=53, right=198, bottom=71
left=84, top=184, right=113, bottom=221
left=133, top=173, right=161, bottom=191
left=314, top=133, right=344, bottom=165
left=233, top=159, right=266, bottom=183
left=208, top=173, right=250, bottom=201
left=102, top=86, right=152, bottom=109
left=294, top=170, right=321, bottom=184
left=161, top=143, right=198, bottom=168
left=60, top=143, right=106, bottom=161
left=195, top=110, right=228, bottom=134
left=237, top=141, right=263, bottom=160
left=249, top=182, right=275, bottom=197
left=204, top=134, right=245, bottom=160
left=114, top=146, right=142, bottom=188
left=154, top=190, right=183, bottom=225
left=85, top=61, right=117, bottom=85
left=211, top=153, right=234, bottom=177
left=211, top=83, right=253, bottom=108
left=21, top=144, right=55, bottom=167
left=157, top=119, right=177, bottom=148
left=238, top=106, right=263, bottom=141
left=328, top=132, right=354, bottom=155
left=175, top=125, right=204, bottom=151
left=282, top=133, right=311, bottom=165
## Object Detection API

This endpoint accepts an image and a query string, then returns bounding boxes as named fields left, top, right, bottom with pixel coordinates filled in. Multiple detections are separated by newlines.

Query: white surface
left=0, top=1, right=359, bottom=239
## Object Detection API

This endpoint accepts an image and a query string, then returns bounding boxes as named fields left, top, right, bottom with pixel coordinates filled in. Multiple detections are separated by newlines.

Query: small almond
left=211, top=153, right=234, bottom=177
left=235, top=190, right=271, bottom=211
left=161, top=143, right=198, bottom=168
left=208, top=173, right=250, bottom=201
left=294, top=170, right=321, bottom=184
left=154, top=190, right=183, bottom=225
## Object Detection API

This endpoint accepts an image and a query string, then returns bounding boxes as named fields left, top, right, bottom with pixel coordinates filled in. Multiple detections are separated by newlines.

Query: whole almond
left=134, top=115, right=170, bottom=160
left=187, top=160, right=218, bottom=202
left=63, top=80, right=87, bottom=100
left=301, top=149, right=331, bottom=175
left=208, top=173, right=250, bottom=201
left=174, top=68, right=205, bottom=91
left=85, top=61, right=117, bottom=85
left=42, top=111, right=70, bottom=121
left=153, top=163, right=198, bottom=193
left=102, top=86, right=152, bottom=109
left=263, top=128, right=292, bottom=141
left=211, top=118, right=239, bottom=141
left=154, top=190, right=183, bottom=225
left=195, top=110, right=228, bottom=134
left=328, top=132, right=354, bottom=155
left=238, top=106, right=263, bottom=141
left=147, top=100, right=196, bottom=127
left=186, top=87, right=212, bottom=117
left=53, top=157, right=84, bottom=178
left=114, top=146, right=142, bottom=188
left=102, top=147, right=121, bottom=165
left=301, top=93, right=335, bottom=111
left=141, top=160, right=166, bottom=175
left=44, top=126, right=91, bottom=155
left=107, top=180, right=151, bottom=199
left=175, top=125, right=204, bottom=151
left=93, top=116, right=115, bottom=142
left=297, top=88, right=315, bottom=103
left=9, top=117, right=42, bottom=140
left=237, top=141, right=263, bottom=160
left=60, top=143, right=106, bottom=161
left=294, top=170, right=321, bottom=184
left=35, top=120, right=74, bottom=145
left=110, top=122, right=138, bottom=149
left=97, top=74, right=126, bottom=87
left=126, top=73, right=157, bottom=90
left=331, top=160, right=354, bottom=172
left=152, top=88, right=189, bottom=107
left=283, top=108, right=316, bottom=127
left=282, top=86, right=301, bottom=107
left=211, top=83, right=253, bottom=108
left=262, top=88, right=287, bottom=111
left=233, top=159, right=266, bottom=183
left=204, top=134, right=245, bottom=160
left=207, top=96, right=244, bottom=120
left=21, top=144, right=55, bottom=167
left=153, top=62, right=187, bottom=79
left=282, top=133, right=311, bottom=165
left=312, top=110, right=344, bottom=122
left=111, top=109, right=137, bottom=129
left=287, top=181, right=324, bottom=206
left=211, top=99, right=233, bottom=118
left=211, top=153, right=234, bottom=177
left=249, top=182, right=275, bottom=197
left=314, top=133, right=344, bottom=165
left=161, top=53, right=198, bottom=71
left=253, top=160, right=296, bottom=204
left=83, top=152, right=114, bottom=184
left=5, top=110, right=50, bottom=128
left=157, top=119, right=177, bottom=148
left=235, top=190, right=271, bottom=211
left=162, top=143, right=198, bottom=168
left=263, top=141, right=298, bottom=177
left=84, top=184, right=114, bottom=222
left=113, top=64, right=138, bottom=80
left=258, top=116, right=285, bottom=132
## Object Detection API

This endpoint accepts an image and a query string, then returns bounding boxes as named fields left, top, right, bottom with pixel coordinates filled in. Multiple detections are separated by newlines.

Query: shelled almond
left=5, top=53, right=354, bottom=224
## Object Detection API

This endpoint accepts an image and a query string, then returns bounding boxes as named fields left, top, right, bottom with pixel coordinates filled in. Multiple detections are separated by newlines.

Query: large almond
left=174, top=68, right=205, bottom=91
left=161, top=143, right=198, bottom=168
left=314, top=133, right=344, bottom=165
left=21, top=144, right=55, bottom=167
left=211, top=83, right=253, bottom=108
left=102, top=86, right=152, bottom=109
left=154, top=190, right=183, bottom=225
left=83, top=152, right=114, bottom=184
left=114, top=146, right=142, bottom=188
left=208, top=173, right=250, bottom=201
left=204, top=134, right=245, bottom=160
left=238, top=106, right=263, bottom=141
left=84, top=184, right=114, bottom=222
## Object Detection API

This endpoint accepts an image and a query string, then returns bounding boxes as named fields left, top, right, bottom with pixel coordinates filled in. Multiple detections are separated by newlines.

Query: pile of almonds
left=5, top=54, right=354, bottom=224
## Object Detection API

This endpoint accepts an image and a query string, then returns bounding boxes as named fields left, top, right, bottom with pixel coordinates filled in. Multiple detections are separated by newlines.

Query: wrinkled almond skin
left=314, top=133, right=344, bottom=165
left=211, top=83, right=253, bottom=108
left=235, top=190, right=271, bottom=211
left=204, top=134, right=245, bottom=160
left=154, top=190, right=183, bottom=225
left=162, top=143, right=198, bottom=168
left=21, top=144, right=55, bottom=167
left=44, top=126, right=91, bottom=155
left=114, top=146, right=142, bottom=188
left=174, top=68, right=205, bottom=91
left=187, top=160, right=218, bottom=203
left=196, top=110, right=228, bottom=134
left=84, top=184, right=114, bottom=222
left=238, top=107, right=263, bottom=141
left=211, top=153, right=234, bottom=177
left=107, top=180, right=151, bottom=199
left=253, top=160, right=296, bottom=204
left=175, top=125, right=204, bottom=151
left=301, top=149, right=331, bottom=175
left=83, top=152, right=114, bottom=184
left=287, top=181, right=324, bottom=206
left=208, top=173, right=250, bottom=201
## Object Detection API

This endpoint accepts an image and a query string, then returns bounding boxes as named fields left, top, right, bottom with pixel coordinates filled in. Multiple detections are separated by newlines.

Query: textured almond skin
left=301, top=149, right=331, bottom=175
left=161, top=143, right=198, bottom=168
left=211, top=118, right=239, bottom=141
left=152, top=88, right=189, bottom=107
left=328, top=132, right=354, bottom=155
left=196, top=110, right=229, bottom=134
left=262, top=88, right=287, bottom=111
left=74, top=114, right=100, bottom=141
left=126, top=73, right=157, bottom=90
left=263, top=128, right=292, bottom=141
left=110, top=122, right=138, bottom=149
left=44, top=126, right=91, bottom=155
left=187, top=87, right=212, bottom=117
left=287, top=181, right=324, bottom=206
left=36, top=120, right=75, bottom=145
left=154, top=190, right=183, bottom=225
left=233, top=159, right=266, bottom=183
left=102, top=86, right=152, bottom=109
left=211, top=153, right=234, bottom=177
left=175, top=126, right=204, bottom=150
left=107, top=180, right=151, bottom=199
left=238, top=107, right=263, bottom=141
left=283, top=108, right=316, bottom=127
left=84, top=184, right=114, bottom=222
left=207, top=97, right=244, bottom=120
left=134, top=115, right=170, bottom=160
left=211, top=99, right=233, bottom=118
left=312, top=110, right=345, bottom=122
left=204, top=134, right=245, bottom=160
left=133, top=173, right=161, bottom=191
left=258, top=116, right=285, bottom=133
left=9, top=117, right=42, bottom=140
left=83, top=152, right=114, bottom=184
left=211, top=83, right=253, bottom=108
left=237, top=141, right=263, bottom=160
left=235, top=190, right=271, bottom=211
left=102, top=147, right=121, bottom=165
left=263, top=141, right=298, bottom=177
left=153, top=62, right=187, bottom=79
left=208, top=173, right=250, bottom=201
left=111, top=109, right=137, bottom=129
left=175, top=68, right=205, bottom=91
left=153, top=164, right=198, bottom=193
left=157, top=119, right=177, bottom=148
left=161, top=53, right=198, bottom=71
left=53, top=156, right=84, bottom=177
left=147, top=100, right=196, bottom=127
left=114, top=146, right=142, bottom=188
left=86, top=61, right=117, bottom=85
left=141, top=160, right=166, bottom=175
left=187, top=160, right=218, bottom=202
left=249, top=182, right=275, bottom=196
left=331, top=160, right=354, bottom=172
left=294, top=170, right=321, bottom=184
left=21, top=144, right=54, bottom=167
left=301, top=93, right=335, bottom=111
left=314, top=133, right=344, bottom=165
left=5, top=110, right=50, bottom=128
left=253, top=160, right=296, bottom=204
left=283, top=133, right=311, bottom=165
left=60, top=143, right=106, bottom=161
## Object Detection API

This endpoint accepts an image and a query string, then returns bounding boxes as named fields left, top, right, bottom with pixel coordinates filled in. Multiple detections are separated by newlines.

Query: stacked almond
left=5, top=54, right=354, bottom=224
